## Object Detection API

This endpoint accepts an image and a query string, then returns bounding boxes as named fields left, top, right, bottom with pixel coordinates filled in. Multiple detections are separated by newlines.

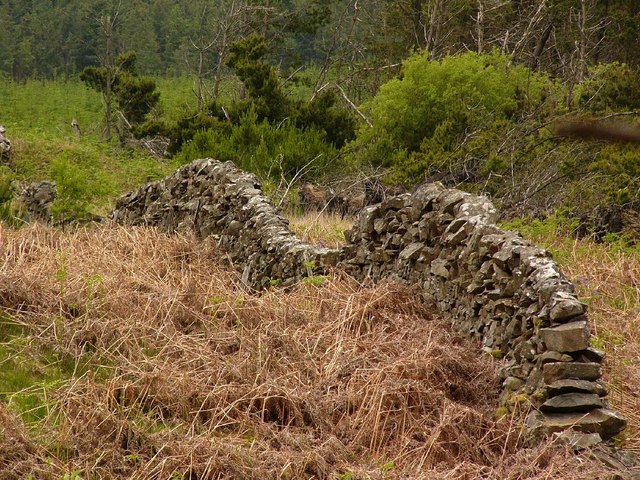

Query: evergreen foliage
left=80, top=51, right=160, bottom=138
left=175, top=108, right=336, bottom=180
left=577, top=62, right=640, bottom=112
left=227, top=34, right=291, bottom=123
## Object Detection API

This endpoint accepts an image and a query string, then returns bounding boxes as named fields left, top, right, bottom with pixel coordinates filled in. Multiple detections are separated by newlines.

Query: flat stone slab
left=540, top=321, right=589, bottom=353
left=527, top=408, right=627, bottom=440
left=547, top=379, right=607, bottom=397
left=541, top=393, right=604, bottom=413
left=543, top=361, right=602, bottom=383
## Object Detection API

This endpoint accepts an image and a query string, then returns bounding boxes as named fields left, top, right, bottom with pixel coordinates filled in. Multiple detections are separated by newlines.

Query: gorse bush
left=347, top=51, right=560, bottom=186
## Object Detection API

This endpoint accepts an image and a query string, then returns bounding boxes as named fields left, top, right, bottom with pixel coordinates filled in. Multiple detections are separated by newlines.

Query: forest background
left=2, top=0, right=640, bottom=237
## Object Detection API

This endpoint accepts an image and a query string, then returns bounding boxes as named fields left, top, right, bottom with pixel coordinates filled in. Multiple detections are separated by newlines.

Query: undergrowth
left=0, top=223, right=622, bottom=479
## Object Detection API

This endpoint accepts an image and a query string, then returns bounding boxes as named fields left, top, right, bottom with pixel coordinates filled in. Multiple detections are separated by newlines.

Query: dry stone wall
left=110, top=159, right=339, bottom=288
left=110, top=158, right=627, bottom=446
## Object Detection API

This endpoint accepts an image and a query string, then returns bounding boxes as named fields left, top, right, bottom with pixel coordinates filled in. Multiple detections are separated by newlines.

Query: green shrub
left=347, top=51, right=559, bottom=186
left=0, top=167, right=14, bottom=223
left=175, top=108, right=337, bottom=181
left=587, top=143, right=640, bottom=205
left=49, top=158, right=92, bottom=223
left=577, top=62, right=640, bottom=112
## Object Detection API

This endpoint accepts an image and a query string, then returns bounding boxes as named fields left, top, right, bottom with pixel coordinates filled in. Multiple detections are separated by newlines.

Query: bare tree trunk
left=213, top=36, right=227, bottom=100
left=192, top=0, right=252, bottom=104
left=576, top=0, right=588, bottom=83
left=476, top=0, right=484, bottom=53
left=262, top=0, right=270, bottom=38
left=102, top=14, right=114, bottom=142
left=425, top=0, right=445, bottom=57
left=197, top=48, right=205, bottom=112
left=531, top=23, right=553, bottom=70
left=411, top=0, right=424, bottom=49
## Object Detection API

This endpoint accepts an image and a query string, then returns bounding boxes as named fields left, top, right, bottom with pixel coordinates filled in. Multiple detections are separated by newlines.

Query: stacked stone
left=111, top=158, right=626, bottom=445
left=0, top=125, right=11, bottom=160
left=340, top=181, right=626, bottom=444
left=111, top=159, right=337, bottom=289
left=18, top=181, right=57, bottom=222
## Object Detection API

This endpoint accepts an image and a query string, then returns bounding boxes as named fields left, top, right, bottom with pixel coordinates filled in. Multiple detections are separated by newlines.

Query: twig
left=334, top=83, right=372, bottom=128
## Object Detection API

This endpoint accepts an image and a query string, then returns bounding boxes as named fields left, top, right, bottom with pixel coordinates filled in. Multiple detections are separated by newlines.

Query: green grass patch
left=1, top=76, right=183, bottom=217
left=0, top=312, right=110, bottom=425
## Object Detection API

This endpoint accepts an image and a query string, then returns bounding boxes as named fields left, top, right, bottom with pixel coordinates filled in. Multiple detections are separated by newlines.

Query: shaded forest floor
left=0, top=223, right=633, bottom=479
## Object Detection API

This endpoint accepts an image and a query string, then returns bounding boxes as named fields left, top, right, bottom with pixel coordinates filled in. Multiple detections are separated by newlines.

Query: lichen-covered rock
left=18, top=181, right=57, bottom=222
left=549, top=291, right=586, bottom=322
left=0, top=125, right=11, bottom=161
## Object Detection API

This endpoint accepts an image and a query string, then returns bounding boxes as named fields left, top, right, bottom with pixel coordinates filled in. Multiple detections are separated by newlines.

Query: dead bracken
left=0, top=224, right=625, bottom=479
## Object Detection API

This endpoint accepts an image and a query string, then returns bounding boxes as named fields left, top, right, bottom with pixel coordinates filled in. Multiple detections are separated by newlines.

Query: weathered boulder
left=0, top=125, right=11, bottom=161
left=18, top=181, right=57, bottom=223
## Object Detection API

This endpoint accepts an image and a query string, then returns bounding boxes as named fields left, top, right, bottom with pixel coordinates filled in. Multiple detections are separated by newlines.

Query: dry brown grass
left=287, top=212, right=352, bottom=248
left=0, top=224, right=624, bottom=479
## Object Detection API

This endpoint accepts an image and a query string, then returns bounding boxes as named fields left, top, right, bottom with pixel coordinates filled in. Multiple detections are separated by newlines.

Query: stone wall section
left=110, top=158, right=627, bottom=445
left=0, top=125, right=11, bottom=160
left=111, top=159, right=339, bottom=289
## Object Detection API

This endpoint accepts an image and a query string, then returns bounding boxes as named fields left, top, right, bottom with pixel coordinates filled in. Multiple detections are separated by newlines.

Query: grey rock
left=540, top=321, right=589, bottom=352
left=543, top=362, right=602, bottom=383
left=18, top=181, right=57, bottom=223
left=549, top=292, right=585, bottom=322
left=503, top=376, right=525, bottom=391
left=553, top=431, right=603, bottom=450
left=540, top=393, right=604, bottom=412
left=547, top=379, right=607, bottom=397
left=537, top=351, right=574, bottom=364
left=399, top=242, right=423, bottom=261
left=576, top=346, right=606, bottom=363
left=527, top=408, right=627, bottom=440
left=430, top=259, right=450, bottom=278
left=373, top=218, right=387, bottom=235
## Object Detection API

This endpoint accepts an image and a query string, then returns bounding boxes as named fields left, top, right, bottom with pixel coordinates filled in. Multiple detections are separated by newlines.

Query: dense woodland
left=3, top=0, right=640, bottom=81
left=3, top=0, right=640, bottom=237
